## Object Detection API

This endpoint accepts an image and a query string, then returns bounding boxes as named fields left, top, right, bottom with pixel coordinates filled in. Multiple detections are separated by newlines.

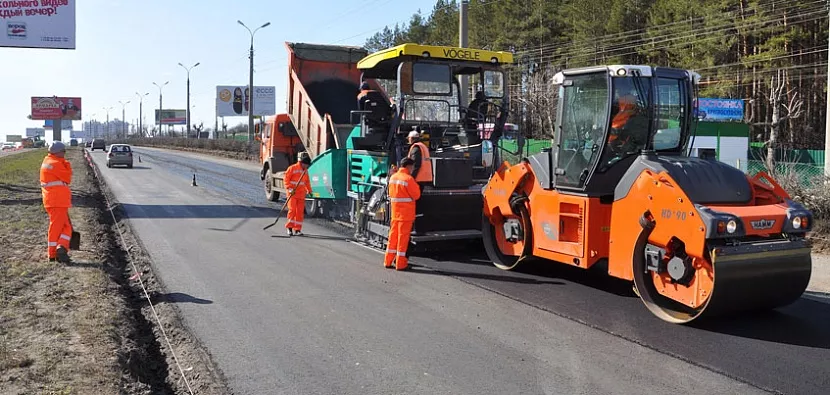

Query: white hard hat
left=407, top=131, right=420, bottom=139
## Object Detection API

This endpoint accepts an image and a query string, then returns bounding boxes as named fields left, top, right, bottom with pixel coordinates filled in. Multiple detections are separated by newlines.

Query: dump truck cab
left=258, top=113, right=303, bottom=202
left=482, top=65, right=813, bottom=324
left=349, top=43, right=514, bottom=248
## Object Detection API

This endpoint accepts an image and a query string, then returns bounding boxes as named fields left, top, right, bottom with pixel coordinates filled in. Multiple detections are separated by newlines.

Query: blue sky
left=0, top=0, right=439, bottom=140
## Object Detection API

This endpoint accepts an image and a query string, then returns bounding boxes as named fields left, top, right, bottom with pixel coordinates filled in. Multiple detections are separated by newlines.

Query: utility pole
left=153, top=81, right=169, bottom=137
left=136, top=92, right=149, bottom=138
left=178, top=62, right=200, bottom=138
left=825, top=4, right=830, bottom=177
left=238, top=20, right=271, bottom=142
left=459, top=0, right=470, bottom=107
left=118, top=100, right=130, bottom=139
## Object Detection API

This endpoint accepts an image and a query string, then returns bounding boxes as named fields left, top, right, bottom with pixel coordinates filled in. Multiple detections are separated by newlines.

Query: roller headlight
left=793, top=216, right=802, bottom=230
left=726, top=220, right=737, bottom=234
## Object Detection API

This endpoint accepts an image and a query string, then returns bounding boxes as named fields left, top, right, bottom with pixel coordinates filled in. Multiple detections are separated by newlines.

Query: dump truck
left=258, top=42, right=368, bottom=205
left=259, top=42, right=516, bottom=250
left=481, top=65, right=812, bottom=324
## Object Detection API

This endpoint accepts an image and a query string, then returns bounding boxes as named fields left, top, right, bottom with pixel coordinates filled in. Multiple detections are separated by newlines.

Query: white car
left=1, top=142, right=16, bottom=151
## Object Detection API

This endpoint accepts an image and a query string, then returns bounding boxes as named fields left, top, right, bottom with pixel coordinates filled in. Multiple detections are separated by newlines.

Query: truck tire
left=265, top=174, right=280, bottom=202
left=305, top=199, right=319, bottom=217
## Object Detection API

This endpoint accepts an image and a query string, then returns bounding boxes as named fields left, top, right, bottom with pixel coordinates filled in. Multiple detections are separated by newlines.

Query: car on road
left=91, top=138, right=106, bottom=151
left=1, top=142, right=15, bottom=151
left=106, top=144, right=133, bottom=168
left=69, top=139, right=78, bottom=147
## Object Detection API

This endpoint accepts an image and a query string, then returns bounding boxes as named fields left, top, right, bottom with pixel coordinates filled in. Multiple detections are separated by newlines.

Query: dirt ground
left=0, top=148, right=229, bottom=395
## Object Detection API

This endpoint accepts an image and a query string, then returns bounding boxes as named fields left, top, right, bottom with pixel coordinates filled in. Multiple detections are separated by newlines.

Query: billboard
left=43, top=119, right=73, bottom=129
left=6, top=135, right=23, bottom=142
left=215, top=85, right=276, bottom=117
left=31, top=96, right=82, bottom=120
left=696, top=98, right=744, bottom=122
left=0, top=0, right=76, bottom=50
left=26, top=127, right=44, bottom=137
left=155, top=109, right=187, bottom=125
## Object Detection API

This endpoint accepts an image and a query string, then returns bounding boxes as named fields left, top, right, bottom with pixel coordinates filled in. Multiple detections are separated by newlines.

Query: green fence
left=498, top=138, right=552, bottom=164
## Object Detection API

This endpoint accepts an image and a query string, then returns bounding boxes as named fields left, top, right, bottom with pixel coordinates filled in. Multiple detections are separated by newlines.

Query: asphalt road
left=88, top=147, right=829, bottom=394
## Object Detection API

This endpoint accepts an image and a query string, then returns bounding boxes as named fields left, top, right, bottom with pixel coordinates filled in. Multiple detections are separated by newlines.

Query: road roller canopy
left=549, top=65, right=701, bottom=191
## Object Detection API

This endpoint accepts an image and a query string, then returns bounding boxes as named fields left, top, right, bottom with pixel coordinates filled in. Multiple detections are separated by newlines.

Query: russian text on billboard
left=0, top=0, right=76, bottom=50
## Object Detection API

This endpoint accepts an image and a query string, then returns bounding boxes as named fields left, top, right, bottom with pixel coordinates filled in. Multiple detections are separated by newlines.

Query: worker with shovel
left=40, top=142, right=73, bottom=263
left=285, top=154, right=312, bottom=236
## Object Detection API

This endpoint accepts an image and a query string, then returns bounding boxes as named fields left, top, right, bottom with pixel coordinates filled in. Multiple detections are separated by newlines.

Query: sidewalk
left=808, top=253, right=830, bottom=295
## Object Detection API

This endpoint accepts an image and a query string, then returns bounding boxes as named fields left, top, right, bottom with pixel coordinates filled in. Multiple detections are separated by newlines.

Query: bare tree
left=750, top=69, right=804, bottom=171
left=513, top=67, right=558, bottom=139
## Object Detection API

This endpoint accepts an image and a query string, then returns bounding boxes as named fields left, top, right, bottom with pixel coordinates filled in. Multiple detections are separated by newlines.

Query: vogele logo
left=7, top=22, right=26, bottom=39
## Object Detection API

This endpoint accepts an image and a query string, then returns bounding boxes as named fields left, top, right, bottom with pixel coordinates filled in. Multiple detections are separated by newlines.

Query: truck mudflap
left=634, top=237, right=812, bottom=324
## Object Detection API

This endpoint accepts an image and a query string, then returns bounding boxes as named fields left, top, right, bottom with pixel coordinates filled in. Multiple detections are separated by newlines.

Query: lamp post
left=153, top=81, right=169, bottom=137
left=178, top=62, right=200, bottom=138
left=238, top=20, right=271, bottom=142
left=118, top=100, right=130, bottom=139
left=103, top=106, right=113, bottom=138
left=135, top=92, right=149, bottom=137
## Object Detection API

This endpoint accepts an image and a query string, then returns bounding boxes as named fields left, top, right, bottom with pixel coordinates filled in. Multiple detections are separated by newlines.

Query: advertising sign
left=155, top=109, right=187, bottom=125
left=31, top=96, right=82, bottom=120
left=215, top=85, right=276, bottom=117
left=6, top=134, right=23, bottom=142
left=25, top=127, right=44, bottom=137
left=0, top=0, right=76, bottom=50
left=696, top=98, right=744, bottom=122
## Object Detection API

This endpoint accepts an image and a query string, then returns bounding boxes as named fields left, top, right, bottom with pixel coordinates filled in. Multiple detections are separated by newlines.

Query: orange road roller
left=481, top=65, right=812, bottom=324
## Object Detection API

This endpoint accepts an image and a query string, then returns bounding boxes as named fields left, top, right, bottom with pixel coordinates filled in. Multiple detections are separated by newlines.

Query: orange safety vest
left=284, top=162, right=311, bottom=196
left=388, top=168, right=421, bottom=221
left=40, top=154, right=72, bottom=208
left=408, top=142, right=433, bottom=183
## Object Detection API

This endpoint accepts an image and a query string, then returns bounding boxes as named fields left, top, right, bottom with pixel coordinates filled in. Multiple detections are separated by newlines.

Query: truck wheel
left=305, top=199, right=319, bottom=217
left=265, top=174, right=280, bottom=202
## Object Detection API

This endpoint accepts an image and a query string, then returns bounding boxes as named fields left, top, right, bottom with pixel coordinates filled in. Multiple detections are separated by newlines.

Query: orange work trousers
left=384, top=220, right=413, bottom=270
left=285, top=193, right=306, bottom=232
left=46, top=207, right=72, bottom=259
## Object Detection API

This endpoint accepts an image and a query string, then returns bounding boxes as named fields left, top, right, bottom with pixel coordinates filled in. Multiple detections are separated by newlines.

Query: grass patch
left=0, top=148, right=124, bottom=394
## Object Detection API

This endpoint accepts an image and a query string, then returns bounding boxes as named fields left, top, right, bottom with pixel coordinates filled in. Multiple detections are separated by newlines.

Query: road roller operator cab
left=482, top=65, right=814, bottom=324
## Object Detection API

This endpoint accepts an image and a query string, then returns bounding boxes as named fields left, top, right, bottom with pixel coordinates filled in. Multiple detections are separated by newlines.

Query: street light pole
left=103, top=106, right=112, bottom=138
left=178, top=62, right=200, bottom=138
left=238, top=20, right=271, bottom=142
left=153, top=81, right=169, bottom=137
left=136, top=92, right=149, bottom=137
left=118, top=100, right=131, bottom=139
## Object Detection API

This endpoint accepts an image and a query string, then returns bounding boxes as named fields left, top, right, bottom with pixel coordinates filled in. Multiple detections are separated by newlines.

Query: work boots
left=56, top=246, right=71, bottom=264
left=286, top=229, right=294, bottom=237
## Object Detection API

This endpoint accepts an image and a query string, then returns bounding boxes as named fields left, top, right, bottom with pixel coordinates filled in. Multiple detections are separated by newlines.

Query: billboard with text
left=216, top=85, right=276, bottom=117
left=155, top=109, right=186, bottom=125
left=696, top=98, right=744, bottom=122
left=0, top=0, right=76, bottom=50
left=31, top=96, right=82, bottom=120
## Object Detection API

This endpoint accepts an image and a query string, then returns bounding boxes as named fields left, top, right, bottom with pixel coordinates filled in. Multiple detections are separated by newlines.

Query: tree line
left=365, top=0, right=828, bottom=149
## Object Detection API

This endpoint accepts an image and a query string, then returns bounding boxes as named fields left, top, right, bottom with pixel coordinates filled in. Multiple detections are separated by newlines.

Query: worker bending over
left=40, top=142, right=73, bottom=263
left=384, top=157, right=421, bottom=271
left=285, top=155, right=312, bottom=236
left=406, top=130, right=432, bottom=184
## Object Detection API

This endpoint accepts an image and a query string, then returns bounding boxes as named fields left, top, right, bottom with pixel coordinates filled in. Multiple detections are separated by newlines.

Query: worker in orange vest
left=40, top=142, right=73, bottom=263
left=406, top=130, right=432, bottom=184
left=284, top=154, right=312, bottom=236
left=384, top=157, right=422, bottom=271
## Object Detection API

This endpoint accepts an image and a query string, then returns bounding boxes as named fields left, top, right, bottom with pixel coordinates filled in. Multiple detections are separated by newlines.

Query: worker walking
left=384, top=157, right=421, bottom=271
left=40, top=142, right=73, bottom=263
left=406, top=130, right=432, bottom=184
left=285, top=154, right=312, bottom=236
